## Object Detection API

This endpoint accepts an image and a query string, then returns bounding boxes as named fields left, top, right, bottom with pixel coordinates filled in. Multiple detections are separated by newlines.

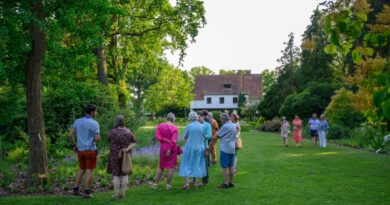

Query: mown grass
left=1, top=131, right=389, bottom=205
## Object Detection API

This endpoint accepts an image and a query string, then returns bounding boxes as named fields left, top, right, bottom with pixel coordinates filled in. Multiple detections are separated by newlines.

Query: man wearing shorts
left=217, top=113, right=237, bottom=188
left=308, top=113, right=320, bottom=146
left=68, top=104, right=101, bottom=198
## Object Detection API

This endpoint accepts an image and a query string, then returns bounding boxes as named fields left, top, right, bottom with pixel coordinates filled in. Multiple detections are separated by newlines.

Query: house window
left=233, top=97, right=238, bottom=104
left=206, top=97, right=212, bottom=104
left=223, top=84, right=232, bottom=89
left=219, top=97, right=224, bottom=104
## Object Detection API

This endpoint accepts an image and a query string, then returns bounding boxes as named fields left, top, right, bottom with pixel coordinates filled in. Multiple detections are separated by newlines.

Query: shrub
left=324, top=89, right=365, bottom=129
left=280, top=82, right=338, bottom=120
left=134, top=127, right=157, bottom=148
left=6, top=146, right=28, bottom=163
left=328, top=124, right=351, bottom=139
left=259, top=118, right=281, bottom=132
left=240, top=125, right=250, bottom=132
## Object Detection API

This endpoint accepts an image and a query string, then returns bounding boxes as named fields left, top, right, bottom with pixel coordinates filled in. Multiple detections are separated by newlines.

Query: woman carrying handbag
left=107, top=115, right=137, bottom=199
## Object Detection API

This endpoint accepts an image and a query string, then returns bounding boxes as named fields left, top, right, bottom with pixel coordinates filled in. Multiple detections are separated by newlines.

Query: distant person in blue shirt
left=318, top=114, right=329, bottom=148
left=68, top=104, right=101, bottom=198
left=308, top=113, right=320, bottom=146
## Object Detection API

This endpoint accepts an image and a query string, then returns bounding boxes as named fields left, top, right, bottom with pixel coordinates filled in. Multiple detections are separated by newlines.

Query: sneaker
left=229, top=183, right=234, bottom=188
left=217, top=183, right=230, bottom=188
left=151, top=183, right=158, bottom=189
left=84, top=190, right=93, bottom=198
left=72, top=187, right=83, bottom=196
left=166, top=184, right=172, bottom=190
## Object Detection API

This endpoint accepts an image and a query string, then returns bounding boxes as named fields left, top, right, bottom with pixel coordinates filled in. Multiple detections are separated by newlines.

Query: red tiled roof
left=193, top=73, right=262, bottom=100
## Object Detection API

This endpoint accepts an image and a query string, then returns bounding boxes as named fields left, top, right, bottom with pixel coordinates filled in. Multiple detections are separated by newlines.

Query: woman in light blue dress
left=179, top=112, right=206, bottom=190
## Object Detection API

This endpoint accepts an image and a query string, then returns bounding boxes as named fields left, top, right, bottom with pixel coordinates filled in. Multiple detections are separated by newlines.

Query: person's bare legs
left=85, top=169, right=93, bottom=189
left=75, top=169, right=85, bottom=188
left=183, top=177, right=190, bottom=189
left=113, top=176, right=120, bottom=198
left=229, top=166, right=235, bottom=185
left=312, top=137, right=316, bottom=146
left=120, top=176, right=128, bottom=198
left=223, top=168, right=230, bottom=185
left=194, top=177, right=199, bottom=188
left=154, top=168, right=163, bottom=184
left=166, top=168, right=175, bottom=186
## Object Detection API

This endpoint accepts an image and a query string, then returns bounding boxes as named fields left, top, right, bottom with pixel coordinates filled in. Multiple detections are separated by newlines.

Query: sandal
left=194, top=184, right=199, bottom=190
left=182, top=185, right=190, bottom=190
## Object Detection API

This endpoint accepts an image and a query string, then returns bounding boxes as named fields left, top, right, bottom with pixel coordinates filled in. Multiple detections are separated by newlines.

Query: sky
left=167, top=0, right=321, bottom=74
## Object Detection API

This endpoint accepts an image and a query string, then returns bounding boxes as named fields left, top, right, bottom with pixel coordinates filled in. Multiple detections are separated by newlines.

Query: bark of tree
left=25, top=0, right=48, bottom=184
left=94, top=46, right=109, bottom=85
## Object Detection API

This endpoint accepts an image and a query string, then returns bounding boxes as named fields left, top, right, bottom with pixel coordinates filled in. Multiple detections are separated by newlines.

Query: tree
left=25, top=0, right=48, bottom=184
left=144, top=65, right=193, bottom=115
left=279, top=82, right=339, bottom=120
left=189, top=66, right=215, bottom=82
left=298, top=8, right=336, bottom=89
left=324, top=0, right=390, bottom=128
left=1, top=0, right=115, bottom=184
left=258, top=33, right=300, bottom=119
left=260, top=69, right=277, bottom=96
left=219, top=69, right=238, bottom=75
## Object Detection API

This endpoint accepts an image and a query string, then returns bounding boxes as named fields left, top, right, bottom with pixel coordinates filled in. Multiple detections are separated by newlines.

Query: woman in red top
left=293, top=114, right=303, bottom=147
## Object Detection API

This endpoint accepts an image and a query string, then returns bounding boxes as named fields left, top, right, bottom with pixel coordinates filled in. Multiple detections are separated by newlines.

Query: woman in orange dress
left=293, top=114, right=303, bottom=147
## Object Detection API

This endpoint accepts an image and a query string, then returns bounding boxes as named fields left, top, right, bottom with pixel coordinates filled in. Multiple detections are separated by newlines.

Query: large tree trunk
left=94, top=46, right=109, bottom=85
left=26, top=0, right=48, bottom=185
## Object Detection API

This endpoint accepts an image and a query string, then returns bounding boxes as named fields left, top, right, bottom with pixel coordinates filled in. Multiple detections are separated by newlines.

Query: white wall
left=190, top=95, right=239, bottom=110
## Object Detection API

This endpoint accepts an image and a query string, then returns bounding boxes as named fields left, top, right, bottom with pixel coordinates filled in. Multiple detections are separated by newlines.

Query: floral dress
left=107, top=127, right=137, bottom=176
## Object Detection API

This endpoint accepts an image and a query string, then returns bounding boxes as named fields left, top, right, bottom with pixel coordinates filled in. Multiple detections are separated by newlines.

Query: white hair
left=220, top=113, right=230, bottom=122
left=188, top=111, right=198, bottom=121
left=166, top=112, right=175, bottom=122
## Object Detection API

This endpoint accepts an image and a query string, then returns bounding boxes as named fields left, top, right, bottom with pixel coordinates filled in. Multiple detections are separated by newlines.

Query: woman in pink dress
left=151, top=113, right=179, bottom=190
left=293, top=114, right=303, bottom=147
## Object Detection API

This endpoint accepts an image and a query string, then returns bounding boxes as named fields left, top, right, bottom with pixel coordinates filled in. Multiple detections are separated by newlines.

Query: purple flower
left=133, top=144, right=160, bottom=158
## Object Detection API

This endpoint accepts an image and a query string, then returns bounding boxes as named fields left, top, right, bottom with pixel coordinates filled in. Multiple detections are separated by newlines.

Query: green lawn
left=1, top=131, right=389, bottom=205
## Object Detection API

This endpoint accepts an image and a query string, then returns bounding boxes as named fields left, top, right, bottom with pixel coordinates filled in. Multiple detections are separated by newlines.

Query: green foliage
left=323, top=1, right=390, bottom=127
left=327, top=124, right=351, bottom=140
left=371, top=134, right=385, bottom=152
left=43, top=81, right=118, bottom=139
left=324, top=89, right=365, bottom=129
left=134, top=127, right=156, bottom=148
left=219, top=69, right=238, bottom=75
left=258, top=33, right=300, bottom=120
left=280, top=82, right=338, bottom=120
left=189, top=66, right=215, bottom=83
left=259, top=118, right=281, bottom=132
left=372, top=69, right=390, bottom=121
left=260, top=69, right=277, bottom=95
left=144, top=66, right=193, bottom=114
left=5, top=147, right=28, bottom=163
left=211, top=111, right=222, bottom=126
left=240, top=125, right=250, bottom=132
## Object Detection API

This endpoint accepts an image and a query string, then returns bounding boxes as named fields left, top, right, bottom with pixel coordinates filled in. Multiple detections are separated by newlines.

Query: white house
left=190, top=71, right=262, bottom=111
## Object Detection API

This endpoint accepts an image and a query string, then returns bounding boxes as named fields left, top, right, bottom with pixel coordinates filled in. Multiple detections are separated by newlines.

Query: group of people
left=280, top=113, right=329, bottom=148
left=68, top=104, right=241, bottom=199
left=152, top=110, right=241, bottom=190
